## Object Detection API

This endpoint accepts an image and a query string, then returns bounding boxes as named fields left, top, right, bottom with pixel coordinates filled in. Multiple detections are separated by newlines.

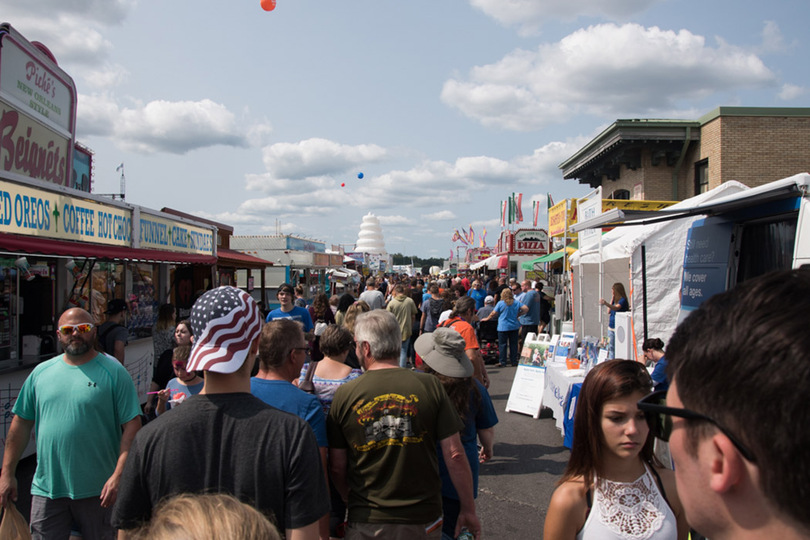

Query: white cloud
left=422, top=210, right=456, bottom=221
left=442, top=23, right=776, bottom=131
left=468, top=0, right=661, bottom=35
left=377, top=215, right=415, bottom=225
left=259, top=138, right=389, bottom=181
left=779, top=83, right=807, bottom=101
left=232, top=137, right=583, bottom=223
left=76, top=96, right=263, bottom=154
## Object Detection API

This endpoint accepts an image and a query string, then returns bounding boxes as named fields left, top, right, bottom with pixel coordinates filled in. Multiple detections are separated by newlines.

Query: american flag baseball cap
left=187, top=286, right=262, bottom=374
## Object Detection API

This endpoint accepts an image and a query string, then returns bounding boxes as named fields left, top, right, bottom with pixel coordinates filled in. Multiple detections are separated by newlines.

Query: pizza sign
left=513, top=229, right=549, bottom=254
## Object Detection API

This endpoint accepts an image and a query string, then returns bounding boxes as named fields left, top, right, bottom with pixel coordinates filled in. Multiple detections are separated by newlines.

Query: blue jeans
left=400, top=339, right=410, bottom=368
left=498, top=329, right=519, bottom=366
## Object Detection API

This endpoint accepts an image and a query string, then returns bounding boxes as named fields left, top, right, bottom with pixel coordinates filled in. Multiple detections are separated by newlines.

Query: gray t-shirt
left=97, top=322, right=128, bottom=356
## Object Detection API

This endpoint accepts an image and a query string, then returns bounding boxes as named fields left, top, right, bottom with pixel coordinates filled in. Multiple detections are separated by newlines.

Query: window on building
left=610, top=189, right=630, bottom=200
left=695, top=159, right=709, bottom=194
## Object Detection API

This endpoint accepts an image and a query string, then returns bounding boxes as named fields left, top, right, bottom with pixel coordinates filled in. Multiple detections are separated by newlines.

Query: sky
left=4, top=0, right=809, bottom=258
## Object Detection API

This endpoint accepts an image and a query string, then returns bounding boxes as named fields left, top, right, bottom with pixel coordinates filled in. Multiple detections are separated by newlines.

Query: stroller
left=477, top=319, right=500, bottom=365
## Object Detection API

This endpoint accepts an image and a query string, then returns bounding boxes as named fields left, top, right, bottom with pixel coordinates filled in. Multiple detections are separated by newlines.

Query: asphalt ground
left=475, top=363, right=570, bottom=538
left=9, top=364, right=569, bottom=538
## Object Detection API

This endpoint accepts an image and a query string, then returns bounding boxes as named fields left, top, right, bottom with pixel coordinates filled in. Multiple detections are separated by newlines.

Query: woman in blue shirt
left=599, top=282, right=629, bottom=359
left=482, top=288, right=528, bottom=367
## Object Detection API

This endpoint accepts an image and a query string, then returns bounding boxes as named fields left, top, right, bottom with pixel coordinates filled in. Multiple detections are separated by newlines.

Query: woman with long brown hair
left=544, top=360, right=687, bottom=540
left=342, top=300, right=369, bottom=369
left=307, top=293, right=335, bottom=361
left=600, top=282, right=630, bottom=359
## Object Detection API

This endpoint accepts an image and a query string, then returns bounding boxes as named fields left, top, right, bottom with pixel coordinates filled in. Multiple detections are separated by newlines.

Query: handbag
left=299, top=360, right=318, bottom=394
left=0, top=502, right=32, bottom=540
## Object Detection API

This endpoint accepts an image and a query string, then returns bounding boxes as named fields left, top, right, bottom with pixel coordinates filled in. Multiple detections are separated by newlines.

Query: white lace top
left=576, top=464, right=677, bottom=540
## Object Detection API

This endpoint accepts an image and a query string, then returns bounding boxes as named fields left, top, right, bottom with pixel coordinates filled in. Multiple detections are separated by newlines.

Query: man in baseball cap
left=113, top=287, right=329, bottom=538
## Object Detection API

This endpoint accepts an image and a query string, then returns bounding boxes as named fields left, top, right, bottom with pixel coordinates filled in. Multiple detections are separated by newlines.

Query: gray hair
left=354, top=310, right=401, bottom=361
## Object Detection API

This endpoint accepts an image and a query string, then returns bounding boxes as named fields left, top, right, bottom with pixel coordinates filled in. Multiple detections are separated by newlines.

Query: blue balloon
left=357, top=172, right=364, bottom=179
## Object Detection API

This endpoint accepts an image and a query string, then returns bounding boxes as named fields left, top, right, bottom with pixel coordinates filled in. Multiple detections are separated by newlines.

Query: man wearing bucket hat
left=416, top=327, right=498, bottom=540
left=327, top=310, right=481, bottom=539
left=112, top=286, right=328, bottom=539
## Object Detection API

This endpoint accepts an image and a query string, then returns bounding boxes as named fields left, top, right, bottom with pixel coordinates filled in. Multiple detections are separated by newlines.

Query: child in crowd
left=155, top=345, right=203, bottom=415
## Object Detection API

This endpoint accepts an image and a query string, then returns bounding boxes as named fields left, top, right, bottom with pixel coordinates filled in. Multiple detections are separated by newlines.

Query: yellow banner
left=548, top=199, right=578, bottom=237
left=0, top=179, right=131, bottom=245
left=138, top=213, right=214, bottom=255
left=602, top=199, right=677, bottom=211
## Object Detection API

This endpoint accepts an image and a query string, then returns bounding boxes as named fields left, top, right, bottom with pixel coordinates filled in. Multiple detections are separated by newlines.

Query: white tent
left=570, top=181, right=749, bottom=358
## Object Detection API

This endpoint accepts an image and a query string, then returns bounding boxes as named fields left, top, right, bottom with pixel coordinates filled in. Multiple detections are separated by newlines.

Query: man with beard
left=0, top=308, right=141, bottom=539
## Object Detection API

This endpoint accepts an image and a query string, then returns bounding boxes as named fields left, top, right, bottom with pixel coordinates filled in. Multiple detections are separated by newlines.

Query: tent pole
left=641, top=244, right=648, bottom=341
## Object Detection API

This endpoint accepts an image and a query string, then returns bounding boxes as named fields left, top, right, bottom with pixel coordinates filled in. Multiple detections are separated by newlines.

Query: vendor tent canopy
left=521, top=246, right=577, bottom=270
left=570, top=180, right=749, bottom=359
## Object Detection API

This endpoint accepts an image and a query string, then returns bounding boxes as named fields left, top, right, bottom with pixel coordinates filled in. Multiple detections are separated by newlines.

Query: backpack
left=428, top=297, right=444, bottom=322
left=98, top=322, right=124, bottom=355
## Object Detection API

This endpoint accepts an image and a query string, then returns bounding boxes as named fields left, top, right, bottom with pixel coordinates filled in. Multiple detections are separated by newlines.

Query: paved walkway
left=476, top=364, right=570, bottom=537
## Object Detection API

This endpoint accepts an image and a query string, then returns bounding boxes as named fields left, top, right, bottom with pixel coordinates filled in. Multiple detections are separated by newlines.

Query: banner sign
left=602, top=199, right=676, bottom=211
left=0, top=100, right=72, bottom=186
left=513, top=228, right=549, bottom=254
left=0, top=28, right=76, bottom=136
left=0, top=178, right=130, bottom=245
left=549, top=199, right=578, bottom=238
left=138, top=213, right=214, bottom=255
left=577, top=188, right=602, bottom=250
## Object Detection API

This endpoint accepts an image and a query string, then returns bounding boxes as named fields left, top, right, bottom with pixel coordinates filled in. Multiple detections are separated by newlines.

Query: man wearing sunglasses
left=0, top=308, right=142, bottom=539
left=640, top=268, right=810, bottom=540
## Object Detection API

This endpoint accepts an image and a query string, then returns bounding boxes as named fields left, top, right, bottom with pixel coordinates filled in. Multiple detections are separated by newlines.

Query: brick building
left=559, top=107, right=810, bottom=201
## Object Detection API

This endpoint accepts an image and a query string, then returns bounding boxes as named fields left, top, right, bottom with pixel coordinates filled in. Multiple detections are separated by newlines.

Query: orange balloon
left=260, top=0, right=276, bottom=11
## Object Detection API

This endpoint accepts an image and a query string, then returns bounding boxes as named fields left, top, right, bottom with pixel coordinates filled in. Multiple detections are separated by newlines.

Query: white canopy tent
left=570, top=181, right=749, bottom=359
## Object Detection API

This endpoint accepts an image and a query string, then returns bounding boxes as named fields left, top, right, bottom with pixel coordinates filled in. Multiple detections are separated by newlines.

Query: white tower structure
left=355, top=213, right=386, bottom=255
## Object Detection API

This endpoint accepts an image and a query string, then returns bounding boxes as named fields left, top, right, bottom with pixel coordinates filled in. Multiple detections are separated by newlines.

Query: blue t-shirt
left=251, top=378, right=328, bottom=447
left=493, top=300, right=523, bottom=332
left=608, top=297, right=629, bottom=328
left=13, top=353, right=141, bottom=499
left=266, top=306, right=314, bottom=332
left=469, top=288, right=487, bottom=311
left=518, top=289, right=541, bottom=326
left=651, top=356, right=669, bottom=392
left=437, top=380, right=498, bottom=499
left=162, top=377, right=204, bottom=412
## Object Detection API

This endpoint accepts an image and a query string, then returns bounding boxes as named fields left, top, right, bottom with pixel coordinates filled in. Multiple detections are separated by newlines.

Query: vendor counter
left=542, top=362, right=585, bottom=433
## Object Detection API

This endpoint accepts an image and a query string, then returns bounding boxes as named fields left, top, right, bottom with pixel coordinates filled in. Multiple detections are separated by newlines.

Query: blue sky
left=5, top=0, right=808, bottom=257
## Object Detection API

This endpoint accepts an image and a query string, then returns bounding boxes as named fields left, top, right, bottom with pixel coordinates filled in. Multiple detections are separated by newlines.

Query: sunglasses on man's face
left=637, top=390, right=757, bottom=463
left=58, top=323, right=94, bottom=336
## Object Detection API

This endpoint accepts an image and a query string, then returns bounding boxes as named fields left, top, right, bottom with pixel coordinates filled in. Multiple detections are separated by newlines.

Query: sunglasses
left=172, top=362, right=188, bottom=369
left=58, top=323, right=94, bottom=336
left=637, top=390, right=757, bottom=463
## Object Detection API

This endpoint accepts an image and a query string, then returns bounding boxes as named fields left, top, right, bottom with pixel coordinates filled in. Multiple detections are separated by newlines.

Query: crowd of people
left=1, top=267, right=809, bottom=540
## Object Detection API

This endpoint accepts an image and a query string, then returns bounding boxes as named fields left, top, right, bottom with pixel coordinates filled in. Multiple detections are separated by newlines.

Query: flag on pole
left=452, top=230, right=461, bottom=242
left=500, top=201, right=507, bottom=227
left=547, top=193, right=554, bottom=210
left=468, top=225, right=475, bottom=245
left=532, top=201, right=539, bottom=227
left=116, top=163, right=124, bottom=172
left=516, top=193, right=523, bottom=223
left=481, top=227, right=487, bottom=247
left=449, top=250, right=453, bottom=260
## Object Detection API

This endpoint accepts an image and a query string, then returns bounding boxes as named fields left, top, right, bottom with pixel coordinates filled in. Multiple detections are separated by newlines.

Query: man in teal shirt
left=0, top=307, right=141, bottom=539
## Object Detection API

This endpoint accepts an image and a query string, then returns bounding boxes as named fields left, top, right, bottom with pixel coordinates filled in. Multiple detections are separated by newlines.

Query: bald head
left=59, top=307, right=93, bottom=326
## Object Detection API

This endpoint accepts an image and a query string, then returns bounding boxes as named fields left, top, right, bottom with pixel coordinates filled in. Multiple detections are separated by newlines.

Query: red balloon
left=260, top=0, right=276, bottom=11
left=341, top=183, right=345, bottom=187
